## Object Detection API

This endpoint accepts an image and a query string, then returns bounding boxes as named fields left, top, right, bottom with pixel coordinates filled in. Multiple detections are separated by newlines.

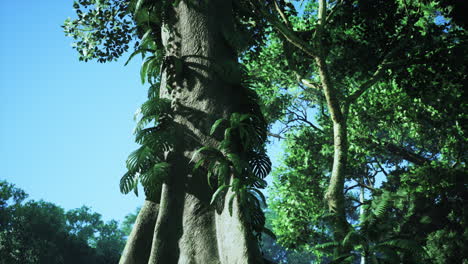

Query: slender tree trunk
left=316, top=54, right=350, bottom=247
left=316, top=0, right=350, bottom=251
left=120, top=1, right=263, bottom=263
left=359, top=184, right=366, bottom=264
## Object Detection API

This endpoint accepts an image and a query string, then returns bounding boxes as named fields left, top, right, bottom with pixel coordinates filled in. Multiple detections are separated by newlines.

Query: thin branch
left=358, top=182, right=377, bottom=192
left=325, top=0, right=343, bottom=23
left=375, top=159, right=389, bottom=177
left=361, top=137, right=431, bottom=166
left=300, top=78, right=321, bottom=90
left=268, top=132, right=285, bottom=140
left=344, top=184, right=359, bottom=194
left=346, top=67, right=385, bottom=105
left=349, top=197, right=363, bottom=205
left=253, top=0, right=317, bottom=58
left=273, top=0, right=291, bottom=28
left=288, top=118, right=325, bottom=134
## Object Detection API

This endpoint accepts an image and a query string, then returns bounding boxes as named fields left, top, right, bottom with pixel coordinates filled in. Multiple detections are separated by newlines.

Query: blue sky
left=0, top=0, right=284, bottom=222
left=0, top=0, right=147, bottom=221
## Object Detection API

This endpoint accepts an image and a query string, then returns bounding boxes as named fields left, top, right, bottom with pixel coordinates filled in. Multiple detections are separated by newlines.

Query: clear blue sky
left=0, top=0, right=283, bottom=222
left=0, top=0, right=147, bottom=221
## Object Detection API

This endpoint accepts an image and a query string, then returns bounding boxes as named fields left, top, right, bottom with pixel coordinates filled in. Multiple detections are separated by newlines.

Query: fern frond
left=313, top=241, right=339, bottom=251
left=342, top=229, right=367, bottom=249
left=379, top=239, right=422, bottom=251
left=135, top=126, right=172, bottom=152
left=373, top=193, right=392, bottom=217
left=139, top=98, right=171, bottom=118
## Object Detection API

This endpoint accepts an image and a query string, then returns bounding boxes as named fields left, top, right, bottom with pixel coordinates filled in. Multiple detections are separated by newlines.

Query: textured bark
left=120, top=200, right=159, bottom=264
left=121, top=1, right=263, bottom=263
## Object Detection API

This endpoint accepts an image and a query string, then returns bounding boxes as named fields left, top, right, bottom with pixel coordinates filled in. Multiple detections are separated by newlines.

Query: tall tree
left=243, top=0, right=466, bottom=261
left=64, top=0, right=272, bottom=263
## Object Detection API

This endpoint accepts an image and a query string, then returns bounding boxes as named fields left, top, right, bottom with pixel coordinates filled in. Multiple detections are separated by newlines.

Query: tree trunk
left=316, top=0, right=350, bottom=252
left=120, top=1, right=263, bottom=263
left=359, top=184, right=366, bottom=264
left=120, top=200, right=159, bottom=264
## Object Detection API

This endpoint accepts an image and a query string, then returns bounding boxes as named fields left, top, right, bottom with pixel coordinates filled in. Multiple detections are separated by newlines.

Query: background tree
left=0, top=180, right=126, bottom=264
left=242, top=0, right=466, bottom=262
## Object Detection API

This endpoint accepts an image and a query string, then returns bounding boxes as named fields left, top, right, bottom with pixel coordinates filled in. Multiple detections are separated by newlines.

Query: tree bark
left=120, top=1, right=263, bottom=263
left=316, top=0, right=350, bottom=251
left=120, top=200, right=159, bottom=264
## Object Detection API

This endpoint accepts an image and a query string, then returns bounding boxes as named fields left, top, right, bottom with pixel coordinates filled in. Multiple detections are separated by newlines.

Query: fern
left=313, top=241, right=339, bottom=251
left=373, top=193, right=392, bottom=217
left=342, top=230, right=368, bottom=249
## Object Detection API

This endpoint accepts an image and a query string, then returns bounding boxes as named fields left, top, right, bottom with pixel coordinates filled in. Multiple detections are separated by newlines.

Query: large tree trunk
left=120, top=200, right=159, bottom=264
left=120, top=1, right=263, bottom=263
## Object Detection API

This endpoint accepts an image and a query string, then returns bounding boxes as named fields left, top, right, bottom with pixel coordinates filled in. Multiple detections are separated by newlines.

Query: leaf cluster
left=193, top=111, right=272, bottom=239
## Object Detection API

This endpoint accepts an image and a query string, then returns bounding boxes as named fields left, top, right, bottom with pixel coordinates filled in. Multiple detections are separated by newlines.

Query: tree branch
left=253, top=0, right=317, bottom=58
left=345, top=65, right=386, bottom=105
left=268, top=132, right=285, bottom=140
left=273, top=0, right=291, bottom=28
left=360, top=137, right=431, bottom=166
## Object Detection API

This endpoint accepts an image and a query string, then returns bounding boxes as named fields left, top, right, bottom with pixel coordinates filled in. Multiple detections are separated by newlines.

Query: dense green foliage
left=0, top=180, right=126, bottom=264
left=61, top=0, right=466, bottom=263
left=242, top=0, right=467, bottom=263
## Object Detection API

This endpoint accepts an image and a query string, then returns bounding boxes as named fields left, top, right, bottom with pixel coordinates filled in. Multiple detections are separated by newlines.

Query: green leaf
left=207, top=162, right=215, bottom=189
left=210, top=118, right=226, bottom=135
left=250, top=188, right=267, bottom=206
left=120, top=171, right=136, bottom=194
left=229, top=112, right=241, bottom=127
left=228, top=193, right=236, bottom=215
left=226, top=153, right=245, bottom=174
left=140, top=58, right=151, bottom=84
left=140, top=162, right=170, bottom=188
left=190, top=146, right=224, bottom=163
left=224, top=127, right=232, bottom=142
left=193, top=159, right=204, bottom=171
left=210, top=185, right=230, bottom=205
left=216, top=161, right=230, bottom=186
left=314, top=241, right=339, bottom=251
left=373, top=193, right=391, bottom=217
left=126, top=145, right=154, bottom=172
left=125, top=48, right=145, bottom=66
left=133, top=0, right=145, bottom=16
